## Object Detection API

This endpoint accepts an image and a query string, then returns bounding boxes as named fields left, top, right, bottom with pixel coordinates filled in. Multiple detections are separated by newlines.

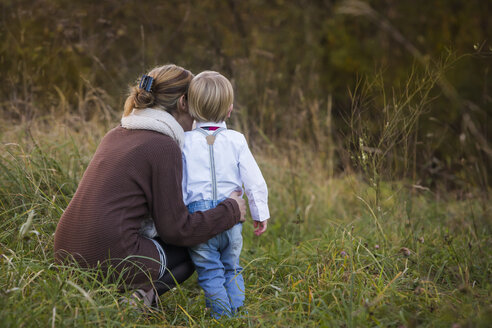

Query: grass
left=0, top=118, right=491, bottom=327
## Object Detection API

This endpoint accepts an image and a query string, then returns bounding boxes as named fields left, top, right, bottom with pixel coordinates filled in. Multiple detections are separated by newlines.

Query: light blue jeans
left=187, top=199, right=245, bottom=318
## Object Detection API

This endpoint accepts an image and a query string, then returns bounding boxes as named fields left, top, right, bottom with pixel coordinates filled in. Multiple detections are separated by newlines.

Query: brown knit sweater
left=54, top=126, right=240, bottom=288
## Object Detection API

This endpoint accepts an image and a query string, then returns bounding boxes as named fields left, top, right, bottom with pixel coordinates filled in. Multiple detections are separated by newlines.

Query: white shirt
left=182, top=121, right=270, bottom=222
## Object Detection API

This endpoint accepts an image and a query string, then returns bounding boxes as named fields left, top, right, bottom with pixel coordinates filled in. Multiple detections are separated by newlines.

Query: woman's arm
left=150, top=140, right=244, bottom=246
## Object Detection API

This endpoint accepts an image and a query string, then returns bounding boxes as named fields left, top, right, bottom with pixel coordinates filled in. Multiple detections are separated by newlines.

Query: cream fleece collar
left=121, top=108, right=185, bottom=149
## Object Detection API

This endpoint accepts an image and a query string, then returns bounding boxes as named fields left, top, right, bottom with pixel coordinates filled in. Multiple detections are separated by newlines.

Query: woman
left=54, top=64, right=246, bottom=305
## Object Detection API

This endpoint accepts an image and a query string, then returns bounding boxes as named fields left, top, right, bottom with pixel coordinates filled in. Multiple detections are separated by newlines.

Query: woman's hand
left=228, top=191, right=246, bottom=222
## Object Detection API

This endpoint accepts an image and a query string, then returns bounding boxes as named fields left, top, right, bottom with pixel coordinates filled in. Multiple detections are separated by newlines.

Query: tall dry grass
left=1, top=111, right=490, bottom=326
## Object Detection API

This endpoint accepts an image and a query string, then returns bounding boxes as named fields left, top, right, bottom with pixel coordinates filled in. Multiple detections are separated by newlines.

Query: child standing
left=182, top=71, right=270, bottom=318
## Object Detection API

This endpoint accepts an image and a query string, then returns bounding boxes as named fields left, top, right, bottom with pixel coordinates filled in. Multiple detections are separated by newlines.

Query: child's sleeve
left=238, top=135, right=270, bottom=222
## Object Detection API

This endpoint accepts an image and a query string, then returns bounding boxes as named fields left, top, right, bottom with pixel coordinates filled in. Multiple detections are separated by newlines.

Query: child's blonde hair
left=188, top=71, right=233, bottom=122
left=123, top=64, right=194, bottom=117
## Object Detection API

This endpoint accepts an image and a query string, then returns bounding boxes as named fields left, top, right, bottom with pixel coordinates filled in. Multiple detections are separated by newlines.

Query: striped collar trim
left=195, top=121, right=227, bottom=129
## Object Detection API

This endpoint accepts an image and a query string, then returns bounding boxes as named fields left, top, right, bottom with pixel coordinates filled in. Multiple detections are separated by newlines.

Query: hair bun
left=123, top=64, right=193, bottom=117
left=133, top=87, right=155, bottom=108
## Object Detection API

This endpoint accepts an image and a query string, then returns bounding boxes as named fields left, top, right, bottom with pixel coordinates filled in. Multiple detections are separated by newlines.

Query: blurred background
left=1, top=2, right=491, bottom=325
left=1, top=0, right=490, bottom=192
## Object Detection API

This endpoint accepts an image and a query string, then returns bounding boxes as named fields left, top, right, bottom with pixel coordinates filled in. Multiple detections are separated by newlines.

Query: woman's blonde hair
left=123, top=64, right=194, bottom=117
left=188, top=71, right=234, bottom=122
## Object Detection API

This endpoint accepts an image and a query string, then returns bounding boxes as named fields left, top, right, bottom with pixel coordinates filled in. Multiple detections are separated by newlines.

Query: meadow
left=0, top=116, right=490, bottom=327
left=1, top=1, right=491, bottom=326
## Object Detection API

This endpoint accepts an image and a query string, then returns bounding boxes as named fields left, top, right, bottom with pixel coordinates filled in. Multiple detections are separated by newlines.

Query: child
left=182, top=71, right=270, bottom=318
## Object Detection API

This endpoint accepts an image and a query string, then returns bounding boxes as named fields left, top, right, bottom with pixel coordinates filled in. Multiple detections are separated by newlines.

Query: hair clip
left=139, top=74, right=154, bottom=92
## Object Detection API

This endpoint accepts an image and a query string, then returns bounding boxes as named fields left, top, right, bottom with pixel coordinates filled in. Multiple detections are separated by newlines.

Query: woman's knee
left=176, top=260, right=195, bottom=283
left=155, top=260, right=195, bottom=295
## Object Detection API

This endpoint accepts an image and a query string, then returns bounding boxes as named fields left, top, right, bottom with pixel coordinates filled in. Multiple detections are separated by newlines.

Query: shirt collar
left=195, top=121, right=227, bottom=129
